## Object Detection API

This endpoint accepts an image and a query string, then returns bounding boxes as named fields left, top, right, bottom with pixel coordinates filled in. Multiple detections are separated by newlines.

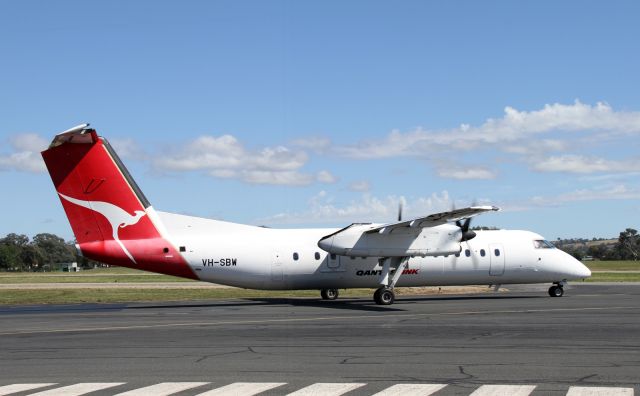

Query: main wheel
left=548, top=285, right=564, bottom=297
left=321, top=288, right=339, bottom=300
left=374, top=287, right=395, bottom=305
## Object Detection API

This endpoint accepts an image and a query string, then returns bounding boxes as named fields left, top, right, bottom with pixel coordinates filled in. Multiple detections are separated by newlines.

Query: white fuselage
left=158, top=211, right=591, bottom=290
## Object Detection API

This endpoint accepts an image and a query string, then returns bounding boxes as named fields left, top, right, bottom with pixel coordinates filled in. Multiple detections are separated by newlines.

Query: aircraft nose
left=576, top=262, right=592, bottom=278
left=568, top=256, right=591, bottom=279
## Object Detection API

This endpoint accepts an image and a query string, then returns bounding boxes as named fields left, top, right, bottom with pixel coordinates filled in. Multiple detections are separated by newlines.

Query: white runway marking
left=27, top=383, right=125, bottom=396
left=0, top=382, right=634, bottom=395
left=114, top=382, right=210, bottom=395
left=372, top=383, right=447, bottom=395
left=470, top=384, right=537, bottom=396
left=286, top=382, right=366, bottom=395
left=195, top=382, right=286, bottom=395
left=0, top=384, right=56, bottom=396
left=566, top=386, right=634, bottom=396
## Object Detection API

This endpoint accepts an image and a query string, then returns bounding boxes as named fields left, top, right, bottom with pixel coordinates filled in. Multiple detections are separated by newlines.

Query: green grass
left=582, top=260, right=640, bottom=271
left=0, top=274, right=191, bottom=284
left=585, top=272, right=640, bottom=282
left=0, top=267, right=189, bottom=283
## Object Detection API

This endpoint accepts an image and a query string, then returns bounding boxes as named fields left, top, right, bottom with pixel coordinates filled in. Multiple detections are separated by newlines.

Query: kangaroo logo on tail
left=59, top=193, right=146, bottom=264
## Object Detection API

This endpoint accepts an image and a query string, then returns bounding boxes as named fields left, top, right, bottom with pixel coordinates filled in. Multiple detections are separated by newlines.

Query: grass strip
left=582, top=260, right=640, bottom=271
left=585, top=272, right=640, bottom=282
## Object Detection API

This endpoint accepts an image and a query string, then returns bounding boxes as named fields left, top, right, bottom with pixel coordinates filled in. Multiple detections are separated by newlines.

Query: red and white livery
left=42, top=124, right=591, bottom=305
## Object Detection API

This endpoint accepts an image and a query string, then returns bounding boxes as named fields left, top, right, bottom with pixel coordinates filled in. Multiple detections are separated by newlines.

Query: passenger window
left=314, top=252, right=321, bottom=260
left=330, top=253, right=336, bottom=260
left=455, top=252, right=460, bottom=257
left=293, top=252, right=299, bottom=261
left=465, top=249, right=471, bottom=257
left=494, top=249, right=500, bottom=257
left=480, top=249, right=486, bottom=257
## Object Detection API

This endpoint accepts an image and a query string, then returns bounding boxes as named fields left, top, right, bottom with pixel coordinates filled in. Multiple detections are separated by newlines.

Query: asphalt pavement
left=0, top=283, right=638, bottom=395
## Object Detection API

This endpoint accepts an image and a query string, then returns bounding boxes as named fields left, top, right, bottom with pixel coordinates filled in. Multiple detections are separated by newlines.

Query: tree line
left=553, top=228, right=639, bottom=261
left=0, top=228, right=638, bottom=271
left=0, top=233, right=98, bottom=271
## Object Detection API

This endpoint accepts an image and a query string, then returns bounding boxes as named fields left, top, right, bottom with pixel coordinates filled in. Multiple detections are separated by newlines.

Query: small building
left=62, top=262, right=80, bottom=272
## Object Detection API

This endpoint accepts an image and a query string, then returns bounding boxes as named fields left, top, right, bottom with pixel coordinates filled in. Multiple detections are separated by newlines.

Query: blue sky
left=1, top=0, right=639, bottom=241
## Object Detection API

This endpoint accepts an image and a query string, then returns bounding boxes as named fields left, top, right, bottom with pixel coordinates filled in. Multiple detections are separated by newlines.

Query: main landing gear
left=320, top=288, right=339, bottom=300
left=373, top=287, right=395, bottom=305
left=372, top=256, right=409, bottom=305
left=548, top=282, right=565, bottom=297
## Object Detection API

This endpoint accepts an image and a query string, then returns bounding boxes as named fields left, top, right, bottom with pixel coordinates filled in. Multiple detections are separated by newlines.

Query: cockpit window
left=533, top=240, right=555, bottom=249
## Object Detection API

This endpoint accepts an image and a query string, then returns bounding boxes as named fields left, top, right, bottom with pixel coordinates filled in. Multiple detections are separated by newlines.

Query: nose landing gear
left=548, top=283, right=565, bottom=297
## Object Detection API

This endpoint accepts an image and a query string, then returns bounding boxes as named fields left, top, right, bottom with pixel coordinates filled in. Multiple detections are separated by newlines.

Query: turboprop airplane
left=41, top=124, right=592, bottom=305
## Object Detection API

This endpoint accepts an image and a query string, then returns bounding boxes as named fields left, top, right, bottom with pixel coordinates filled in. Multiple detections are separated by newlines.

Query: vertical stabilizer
left=41, top=125, right=197, bottom=279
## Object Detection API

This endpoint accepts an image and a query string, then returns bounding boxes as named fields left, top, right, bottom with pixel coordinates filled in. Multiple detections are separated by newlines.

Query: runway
left=0, top=283, right=638, bottom=395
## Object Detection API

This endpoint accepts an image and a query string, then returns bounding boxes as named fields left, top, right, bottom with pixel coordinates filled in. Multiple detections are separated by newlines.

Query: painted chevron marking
left=0, top=384, right=56, bottom=396
left=195, top=382, right=286, bottom=395
left=470, top=384, right=537, bottom=396
left=114, top=382, right=210, bottom=396
left=372, top=383, right=448, bottom=396
left=566, top=387, right=634, bottom=396
left=286, top=383, right=367, bottom=396
left=27, top=383, right=125, bottom=396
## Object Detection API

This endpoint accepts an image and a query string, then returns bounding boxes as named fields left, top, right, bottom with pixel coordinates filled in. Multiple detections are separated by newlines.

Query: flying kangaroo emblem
left=58, top=193, right=146, bottom=264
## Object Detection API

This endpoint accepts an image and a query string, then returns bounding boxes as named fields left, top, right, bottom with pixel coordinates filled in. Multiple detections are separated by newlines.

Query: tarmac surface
left=0, top=283, right=638, bottom=395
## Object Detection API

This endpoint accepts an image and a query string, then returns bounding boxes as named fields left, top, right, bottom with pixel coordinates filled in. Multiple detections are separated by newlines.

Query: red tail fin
left=41, top=124, right=197, bottom=279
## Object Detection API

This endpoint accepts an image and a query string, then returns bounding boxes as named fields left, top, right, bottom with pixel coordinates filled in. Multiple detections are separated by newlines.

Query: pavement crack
left=458, top=365, right=475, bottom=380
left=576, top=373, right=598, bottom=383
left=195, top=348, right=254, bottom=363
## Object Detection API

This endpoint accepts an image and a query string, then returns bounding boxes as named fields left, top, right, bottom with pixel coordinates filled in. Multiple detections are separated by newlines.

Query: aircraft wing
left=367, top=206, right=499, bottom=235
left=318, top=205, right=500, bottom=257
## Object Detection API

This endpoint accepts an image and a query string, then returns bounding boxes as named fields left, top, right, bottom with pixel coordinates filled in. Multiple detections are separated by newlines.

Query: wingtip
left=470, top=205, right=501, bottom=212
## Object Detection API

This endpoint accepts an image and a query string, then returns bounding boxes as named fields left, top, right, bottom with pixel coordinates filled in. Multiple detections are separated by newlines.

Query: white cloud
left=348, top=180, right=371, bottom=192
left=110, top=137, right=145, bottom=160
left=259, top=191, right=455, bottom=225
left=552, top=185, right=640, bottom=202
left=0, top=133, right=48, bottom=173
left=502, top=184, right=640, bottom=212
left=333, top=101, right=640, bottom=177
left=154, top=134, right=318, bottom=186
left=290, top=136, right=332, bottom=153
left=316, top=170, right=338, bottom=184
left=532, top=155, right=640, bottom=174
left=436, top=166, right=497, bottom=180
left=242, top=170, right=314, bottom=186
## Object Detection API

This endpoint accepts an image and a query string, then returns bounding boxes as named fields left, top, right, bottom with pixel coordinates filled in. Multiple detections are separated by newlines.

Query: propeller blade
left=457, top=216, right=476, bottom=242
left=397, top=202, right=403, bottom=222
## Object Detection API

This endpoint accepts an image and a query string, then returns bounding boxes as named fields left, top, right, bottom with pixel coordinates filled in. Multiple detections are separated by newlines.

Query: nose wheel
left=548, top=284, right=564, bottom=297
left=320, top=288, right=339, bottom=300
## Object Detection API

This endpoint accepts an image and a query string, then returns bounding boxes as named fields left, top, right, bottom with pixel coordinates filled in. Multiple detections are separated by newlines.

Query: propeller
left=397, top=201, right=403, bottom=222
left=456, top=217, right=477, bottom=242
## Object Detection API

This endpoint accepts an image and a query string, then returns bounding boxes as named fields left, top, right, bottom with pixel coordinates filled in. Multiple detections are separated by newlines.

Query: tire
left=321, top=288, right=339, bottom=300
left=548, top=285, right=564, bottom=297
left=373, top=288, right=382, bottom=303
left=374, top=287, right=395, bottom=305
